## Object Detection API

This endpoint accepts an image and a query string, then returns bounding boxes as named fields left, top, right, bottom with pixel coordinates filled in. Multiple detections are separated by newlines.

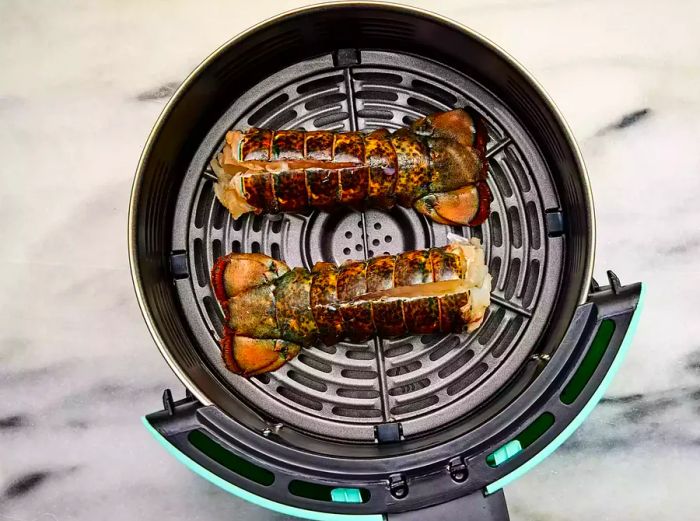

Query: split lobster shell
left=212, top=109, right=492, bottom=226
left=211, top=237, right=492, bottom=376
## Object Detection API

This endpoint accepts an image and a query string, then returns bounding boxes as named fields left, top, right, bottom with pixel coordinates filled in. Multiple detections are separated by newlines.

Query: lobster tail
left=212, top=109, right=491, bottom=225
left=212, top=237, right=492, bottom=376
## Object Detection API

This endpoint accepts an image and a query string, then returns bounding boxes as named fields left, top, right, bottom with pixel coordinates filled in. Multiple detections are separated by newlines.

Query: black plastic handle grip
left=386, top=489, right=509, bottom=521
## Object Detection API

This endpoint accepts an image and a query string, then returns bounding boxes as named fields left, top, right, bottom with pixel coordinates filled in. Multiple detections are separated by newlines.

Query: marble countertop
left=1, top=1, right=698, bottom=519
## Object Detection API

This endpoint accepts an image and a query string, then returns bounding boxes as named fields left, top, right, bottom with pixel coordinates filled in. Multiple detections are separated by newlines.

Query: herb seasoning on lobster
left=211, top=237, right=492, bottom=376
left=212, top=109, right=492, bottom=226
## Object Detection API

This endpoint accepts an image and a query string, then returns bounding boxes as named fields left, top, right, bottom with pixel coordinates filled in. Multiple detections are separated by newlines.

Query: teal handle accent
left=142, top=418, right=382, bottom=521
left=485, top=283, right=646, bottom=494
left=331, top=488, right=364, bottom=503
left=487, top=440, right=523, bottom=467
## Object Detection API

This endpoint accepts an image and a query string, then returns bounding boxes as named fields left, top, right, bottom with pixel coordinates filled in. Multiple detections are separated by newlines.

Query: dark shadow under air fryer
left=133, top=3, right=601, bottom=516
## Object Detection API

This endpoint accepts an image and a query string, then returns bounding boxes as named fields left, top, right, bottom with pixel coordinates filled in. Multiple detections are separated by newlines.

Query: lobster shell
left=212, top=238, right=492, bottom=376
left=213, top=109, right=493, bottom=226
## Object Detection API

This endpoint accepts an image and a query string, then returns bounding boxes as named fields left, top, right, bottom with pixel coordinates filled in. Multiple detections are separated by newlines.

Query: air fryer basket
left=175, top=49, right=570, bottom=443
left=129, top=3, right=636, bottom=518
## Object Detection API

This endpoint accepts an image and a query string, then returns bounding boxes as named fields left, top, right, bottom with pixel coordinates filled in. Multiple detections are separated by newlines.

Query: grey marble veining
left=1, top=0, right=698, bottom=519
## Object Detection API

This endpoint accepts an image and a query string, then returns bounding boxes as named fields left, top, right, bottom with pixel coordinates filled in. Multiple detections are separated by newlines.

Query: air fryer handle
left=386, top=489, right=509, bottom=521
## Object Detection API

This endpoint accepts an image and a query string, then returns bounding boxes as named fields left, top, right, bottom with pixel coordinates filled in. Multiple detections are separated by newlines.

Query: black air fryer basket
left=129, top=3, right=644, bottom=519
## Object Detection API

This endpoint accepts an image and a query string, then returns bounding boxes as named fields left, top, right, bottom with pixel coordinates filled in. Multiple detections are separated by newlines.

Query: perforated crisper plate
left=171, top=51, right=564, bottom=442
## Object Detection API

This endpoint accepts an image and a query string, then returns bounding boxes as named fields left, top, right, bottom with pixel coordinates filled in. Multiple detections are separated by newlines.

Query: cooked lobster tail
left=211, top=237, right=492, bottom=376
left=212, top=108, right=492, bottom=226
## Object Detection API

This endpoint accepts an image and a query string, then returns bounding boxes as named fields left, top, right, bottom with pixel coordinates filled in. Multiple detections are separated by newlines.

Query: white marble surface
left=1, top=0, right=698, bottom=519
